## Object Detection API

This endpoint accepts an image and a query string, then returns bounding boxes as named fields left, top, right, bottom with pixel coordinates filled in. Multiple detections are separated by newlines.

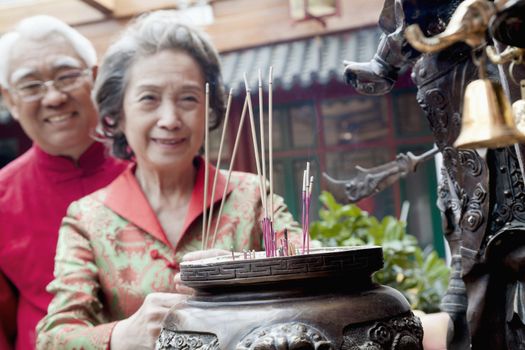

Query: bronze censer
left=156, top=246, right=423, bottom=350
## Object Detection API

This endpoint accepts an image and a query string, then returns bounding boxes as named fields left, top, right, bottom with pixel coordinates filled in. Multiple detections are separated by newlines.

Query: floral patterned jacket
left=36, top=159, right=301, bottom=349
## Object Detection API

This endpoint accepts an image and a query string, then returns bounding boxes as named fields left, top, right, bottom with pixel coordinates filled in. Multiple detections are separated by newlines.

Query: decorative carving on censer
left=236, top=322, right=332, bottom=350
left=157, top=248, right=423, bottom=350
left=157, top=331, right=219, bottom=350
left=341, top=313, right=422, bottom=350
left=180, top=247, right=383, bottom=287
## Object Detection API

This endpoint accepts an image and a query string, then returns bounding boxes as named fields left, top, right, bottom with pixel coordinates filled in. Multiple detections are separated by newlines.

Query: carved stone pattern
left=155, top=330, right=219, bottom=350
left=436, top=182, right=449, bottom=215
left=236, top=322, right=333, bottom=350
left=437, top=170, right=465, bottom=252
left=440, top=146, right=460, bottom=180
left=417, top=89, right=450, bottom=149
left=437, top=167, right=463, bottom=215
left=440, top=146, right=457, bottom=164
left=458, top=150, right=483, bottom=177
left=508, top=148, right=525, bottom=221
left=489, top=147, right=525, bottom=235
left=492, top=204, right=512, bottom=228
left=340, top=313, right=423, bottom=350
left=451, top=111, right=462, bottom=135
left=181, top=249, right=382, bottom=282
left=414, top=55, right=470, bottom=150
left=460, top=183, right=486, bottom=232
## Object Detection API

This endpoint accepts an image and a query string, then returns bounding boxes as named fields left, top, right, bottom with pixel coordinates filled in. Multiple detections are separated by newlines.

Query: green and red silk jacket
left=36, top=158, right=300, bottom=349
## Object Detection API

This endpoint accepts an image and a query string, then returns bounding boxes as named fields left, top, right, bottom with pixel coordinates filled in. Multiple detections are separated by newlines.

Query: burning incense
left=244, top=74, right=266, bottom=210
left=263, top=216, right=273, bottom=257
left=266, top=68, right=276, bottom=257
left=283, top=228, right=289, bottom=256
left=244, top=74, right=275, bottom=257
left=202, top=83, right=210, bottom=250
left=268, top=67, right=274, bottom=222
left=204, top=88, right=233, bottom=247
left=301, top=162, right=313, bottom=254
left=258, top=69, right=268, bottom=218
left=307, top=175, right=314, bottom=253
left=205, top=68, right=289, bottom=256
left=301, top=170, right=307, bottom=254
left=210, top=95, right=250, bottom=247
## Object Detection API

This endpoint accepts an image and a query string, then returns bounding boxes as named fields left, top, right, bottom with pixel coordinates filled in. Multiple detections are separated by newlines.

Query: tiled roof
left=220, top=26, right=382, bottom=95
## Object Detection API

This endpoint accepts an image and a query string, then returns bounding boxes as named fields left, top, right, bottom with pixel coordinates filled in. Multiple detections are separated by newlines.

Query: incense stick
left=202, top=83, right=210, bottom=250
left=244, top=74, right=266, bottom=213
left=268, top=67, right=274, bottom=222
left=301, top=169, right=307, bottom=254
left=301, top=162, right=311, bottom=254
left=204, top=88, right=233, bottom=248
left=245, top=73, right=275, bottom=256
left=258, top=69, right=268, bottom=218
left=210, top=94, right=250, bottom=247
left=307, top=175, right=314, bottom=254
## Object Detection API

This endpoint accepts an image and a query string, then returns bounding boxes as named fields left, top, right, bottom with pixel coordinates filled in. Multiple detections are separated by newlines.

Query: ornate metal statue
left=335, top=0, right=525, bottom=348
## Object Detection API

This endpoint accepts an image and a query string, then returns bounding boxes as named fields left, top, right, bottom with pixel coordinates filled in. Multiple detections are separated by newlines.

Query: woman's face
left=122, top=50, right=206, bottom=172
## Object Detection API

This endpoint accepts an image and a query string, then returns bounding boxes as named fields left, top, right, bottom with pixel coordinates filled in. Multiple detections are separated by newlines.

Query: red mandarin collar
left=104, top=156, right=233, bottom=249
left=33, top=142, right=111, bottom=173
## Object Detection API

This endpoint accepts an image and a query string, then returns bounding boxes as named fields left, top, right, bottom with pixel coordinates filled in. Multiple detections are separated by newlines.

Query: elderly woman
left=36, top=11, right=300, bottom=350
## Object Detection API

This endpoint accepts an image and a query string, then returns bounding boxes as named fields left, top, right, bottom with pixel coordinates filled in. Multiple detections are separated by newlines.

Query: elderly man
left=0, top=16, right=126, bottom=349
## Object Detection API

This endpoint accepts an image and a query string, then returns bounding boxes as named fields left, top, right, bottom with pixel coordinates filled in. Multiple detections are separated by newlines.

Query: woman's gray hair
left=94, top=10, right=226, bottom=160
left=0, top=15, right=97, bottom=88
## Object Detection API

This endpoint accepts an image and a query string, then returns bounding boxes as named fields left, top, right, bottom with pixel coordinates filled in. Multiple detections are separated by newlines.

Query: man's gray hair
left=0, top=15, right=97, bottom=88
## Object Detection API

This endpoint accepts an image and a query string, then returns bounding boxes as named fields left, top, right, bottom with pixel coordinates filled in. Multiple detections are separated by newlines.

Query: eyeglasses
left=11, top=68, right=92, bottom=102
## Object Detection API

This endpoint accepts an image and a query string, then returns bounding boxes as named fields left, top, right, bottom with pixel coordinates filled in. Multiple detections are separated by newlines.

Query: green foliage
left=310, top=191, right=450, bottom=313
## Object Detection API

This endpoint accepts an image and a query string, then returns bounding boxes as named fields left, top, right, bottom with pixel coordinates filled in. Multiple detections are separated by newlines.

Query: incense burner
left=156, top=247, right=423, bottom=350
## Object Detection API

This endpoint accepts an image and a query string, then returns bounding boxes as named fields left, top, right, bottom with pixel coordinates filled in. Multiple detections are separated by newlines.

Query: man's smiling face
left=2, top=34, right=98, bottom=158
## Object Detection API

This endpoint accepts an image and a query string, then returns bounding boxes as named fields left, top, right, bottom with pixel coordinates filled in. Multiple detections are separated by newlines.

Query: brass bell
left=454, top=78, right=525, bottom=149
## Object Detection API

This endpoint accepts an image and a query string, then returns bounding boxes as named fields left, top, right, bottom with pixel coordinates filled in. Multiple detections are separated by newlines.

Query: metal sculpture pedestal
left=156, top=247, right=423, bottom=350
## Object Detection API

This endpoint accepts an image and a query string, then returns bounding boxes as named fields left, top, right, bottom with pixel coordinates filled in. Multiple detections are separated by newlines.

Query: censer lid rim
left=178, top=246, right=384, bottom=289
left=180, top=245, right=382, bottom=267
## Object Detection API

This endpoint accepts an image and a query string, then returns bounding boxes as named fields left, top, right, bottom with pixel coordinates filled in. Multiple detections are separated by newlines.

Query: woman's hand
left=416, top=311, right=451, bottom=350
left=110, top=292, right=188, bottom=350
left=174, top=249, right=230, bottom=295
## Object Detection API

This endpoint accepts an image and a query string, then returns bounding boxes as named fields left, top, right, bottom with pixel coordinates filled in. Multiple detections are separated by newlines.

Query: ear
left=1, top=87, right=20, bottom=121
